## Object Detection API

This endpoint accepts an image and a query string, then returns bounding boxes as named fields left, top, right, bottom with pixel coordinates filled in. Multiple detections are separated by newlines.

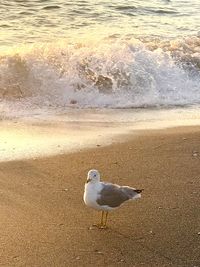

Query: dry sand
left=0, top=126, right=200, bottom=267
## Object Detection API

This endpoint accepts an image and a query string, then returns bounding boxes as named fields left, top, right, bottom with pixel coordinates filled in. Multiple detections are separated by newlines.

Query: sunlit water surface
left=0, top=0, right=200, bottom=160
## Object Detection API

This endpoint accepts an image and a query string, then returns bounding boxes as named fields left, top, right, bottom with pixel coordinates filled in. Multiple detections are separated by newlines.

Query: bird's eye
left=94, top=174, right=96, bottom=177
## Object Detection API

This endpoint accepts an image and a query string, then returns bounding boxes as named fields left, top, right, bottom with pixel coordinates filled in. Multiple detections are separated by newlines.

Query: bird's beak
left=86, top=178, right=91, bottom=183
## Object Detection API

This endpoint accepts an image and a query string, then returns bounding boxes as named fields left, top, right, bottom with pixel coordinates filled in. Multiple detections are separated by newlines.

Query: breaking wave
left=0, top=34, right=200, bottom=115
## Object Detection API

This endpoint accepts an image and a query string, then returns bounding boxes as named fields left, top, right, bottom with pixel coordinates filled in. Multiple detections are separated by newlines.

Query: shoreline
left=0, top=126, right=200, bottom=266
left=1, top=105, right=200, bottom=162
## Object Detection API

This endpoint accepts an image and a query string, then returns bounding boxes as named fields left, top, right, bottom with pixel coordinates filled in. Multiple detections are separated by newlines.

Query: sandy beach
left=0, top=126, right=200, bottom=267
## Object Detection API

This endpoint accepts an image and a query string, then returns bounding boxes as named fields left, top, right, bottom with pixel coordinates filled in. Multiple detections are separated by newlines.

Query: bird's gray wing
left=96, top=183, right=130, bottom=208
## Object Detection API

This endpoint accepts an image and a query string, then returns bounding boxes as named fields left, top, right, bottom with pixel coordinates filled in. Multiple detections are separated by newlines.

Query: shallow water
left=1, top=107, right=200, bottom=161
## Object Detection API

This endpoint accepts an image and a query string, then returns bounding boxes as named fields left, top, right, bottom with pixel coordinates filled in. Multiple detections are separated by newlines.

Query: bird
left=83, top=169, right=143, bottom=229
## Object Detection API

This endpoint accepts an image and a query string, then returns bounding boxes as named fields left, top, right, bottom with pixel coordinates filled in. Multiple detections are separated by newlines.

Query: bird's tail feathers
left=135, top=189, right=144, bottom=194
left=130, top=188, right=144, bottom=200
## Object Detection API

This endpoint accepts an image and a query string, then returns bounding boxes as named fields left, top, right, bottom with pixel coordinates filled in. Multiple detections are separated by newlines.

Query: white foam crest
left=0, top=36, right=200, bottom=116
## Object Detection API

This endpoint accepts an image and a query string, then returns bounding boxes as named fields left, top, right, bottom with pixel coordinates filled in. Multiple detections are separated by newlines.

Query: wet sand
left=0, top=126, right=200, bottom=266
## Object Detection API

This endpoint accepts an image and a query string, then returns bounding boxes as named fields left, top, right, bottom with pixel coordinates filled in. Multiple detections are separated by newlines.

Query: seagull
left=83, top=169, right=143, bottom=229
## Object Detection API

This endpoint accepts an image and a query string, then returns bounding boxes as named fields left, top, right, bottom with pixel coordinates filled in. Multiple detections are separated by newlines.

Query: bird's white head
left=86, top=169, right=100, bottom=184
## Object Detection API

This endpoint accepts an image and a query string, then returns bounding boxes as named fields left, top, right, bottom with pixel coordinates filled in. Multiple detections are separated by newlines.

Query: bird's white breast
left=84, top=182, right=103, bottom=210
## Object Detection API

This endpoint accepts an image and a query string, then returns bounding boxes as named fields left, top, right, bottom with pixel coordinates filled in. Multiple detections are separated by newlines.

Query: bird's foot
left=92, top=223, right=108, bottom=230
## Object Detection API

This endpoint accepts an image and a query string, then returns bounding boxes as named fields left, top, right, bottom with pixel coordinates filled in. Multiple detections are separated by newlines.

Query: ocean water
left=0, top=0, right=200, bottom=160
left=0, top=0, right=200, bottom=116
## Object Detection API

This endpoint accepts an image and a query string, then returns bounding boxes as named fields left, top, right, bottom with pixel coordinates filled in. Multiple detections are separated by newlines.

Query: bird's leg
left=92, top=211, right=104, bottom=228
left=92, top=211, right=108, bottom=229
left=98, top=211, right=108, bottom=229
left=100, top=211, right=104, bottom=227
left=103, top=211, right=108, bottom=228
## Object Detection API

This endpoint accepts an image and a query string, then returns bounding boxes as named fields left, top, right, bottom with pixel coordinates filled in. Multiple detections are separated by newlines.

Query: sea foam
left=0, top=35, right=200, bottom=117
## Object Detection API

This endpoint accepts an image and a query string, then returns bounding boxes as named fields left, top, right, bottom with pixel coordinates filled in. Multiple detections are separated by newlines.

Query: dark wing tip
left=135, top=189, right=144, bottom=194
